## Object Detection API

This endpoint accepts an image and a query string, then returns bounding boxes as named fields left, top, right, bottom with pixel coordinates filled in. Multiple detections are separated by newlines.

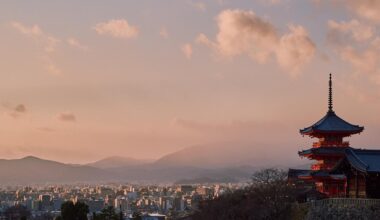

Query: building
left=290, top=74, right=380, bottom=198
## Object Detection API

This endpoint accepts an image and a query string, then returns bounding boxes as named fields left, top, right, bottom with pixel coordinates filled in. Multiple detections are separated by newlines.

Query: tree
left=251, top=168, right=288, bottom=185
left=94, top=206, right=119, bottom=220
left=4, top=205, right=30, bottom=220
left=192, top=168, right=296, bottom=220
left=61, top=201, right=89, bottom=220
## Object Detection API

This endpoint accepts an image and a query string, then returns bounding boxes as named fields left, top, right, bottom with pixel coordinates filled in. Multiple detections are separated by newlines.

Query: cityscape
left=0, top=182, right=241, bottom=219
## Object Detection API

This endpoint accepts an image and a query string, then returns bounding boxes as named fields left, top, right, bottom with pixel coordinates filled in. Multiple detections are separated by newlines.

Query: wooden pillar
left=355, top=171, right=359, bottom=198
left=345, top=177, right=349, bottom=198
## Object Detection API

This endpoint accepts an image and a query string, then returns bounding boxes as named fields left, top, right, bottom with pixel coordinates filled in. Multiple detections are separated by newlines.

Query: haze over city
left=0, top=0, right=380, bottom=166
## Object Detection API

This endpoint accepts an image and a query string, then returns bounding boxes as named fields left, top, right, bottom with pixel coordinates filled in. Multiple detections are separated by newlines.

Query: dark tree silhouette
left=4, top=205, right=30, bottom=220
left=94, top=206, right=119, bottom=220
left=61, top=201, right=89, bottom=220
left=192, top=168, right=296, bottom=220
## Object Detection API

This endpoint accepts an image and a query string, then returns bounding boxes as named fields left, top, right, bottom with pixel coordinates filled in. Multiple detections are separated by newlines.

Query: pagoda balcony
left=313, top=141, right=350, bottom=148
left=311, top=163, right=336, bottom=170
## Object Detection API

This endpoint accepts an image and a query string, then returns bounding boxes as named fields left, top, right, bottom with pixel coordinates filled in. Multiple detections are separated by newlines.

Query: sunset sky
left=1, top=0, right=380, bottom=164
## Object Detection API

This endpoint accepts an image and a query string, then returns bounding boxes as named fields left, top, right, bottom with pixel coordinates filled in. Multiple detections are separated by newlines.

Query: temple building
left=289, top=74, right=380, bottom=199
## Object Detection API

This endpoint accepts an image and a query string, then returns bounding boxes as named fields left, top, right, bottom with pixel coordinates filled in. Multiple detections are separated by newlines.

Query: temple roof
left=299, top=147, right=380, bottom=173
left=299, top=146, right=348, bottom=157
left=345, top=148, right=380, bottom=173
left=300, top=74, right=364, bottom=137
left=300, top=110, right=364, bottom=136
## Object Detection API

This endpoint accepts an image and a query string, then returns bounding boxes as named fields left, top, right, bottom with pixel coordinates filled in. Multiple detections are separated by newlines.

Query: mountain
left=86, top=156, right=152, bottom=169
left=0, top=156, right=116, bottom=184
left=0, top=155, right=255, bottom=185
left=153, top=142, right=294, bottom=169
left=0, top=141, right=302, bottom=185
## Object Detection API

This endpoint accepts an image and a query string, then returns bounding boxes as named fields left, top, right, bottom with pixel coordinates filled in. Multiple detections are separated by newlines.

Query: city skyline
left=1, top=0, right=380, bottom=163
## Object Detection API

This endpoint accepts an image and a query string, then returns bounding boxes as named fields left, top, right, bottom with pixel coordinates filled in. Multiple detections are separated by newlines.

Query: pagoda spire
left=328, top=73, right=333, bottom=112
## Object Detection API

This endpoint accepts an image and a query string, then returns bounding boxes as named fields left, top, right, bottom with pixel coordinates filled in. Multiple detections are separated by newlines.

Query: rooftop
left=345, top=148, right=380, bottom=173
left=300, top=110, right=364, bottom=137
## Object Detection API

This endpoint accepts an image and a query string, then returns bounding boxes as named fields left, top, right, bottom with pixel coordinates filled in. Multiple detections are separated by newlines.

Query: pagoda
left=297, top=74, right=364, bottom=197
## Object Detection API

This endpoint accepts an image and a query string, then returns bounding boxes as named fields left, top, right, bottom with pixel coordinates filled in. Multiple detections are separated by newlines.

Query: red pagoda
left=294, top=74, right=365, bottom=197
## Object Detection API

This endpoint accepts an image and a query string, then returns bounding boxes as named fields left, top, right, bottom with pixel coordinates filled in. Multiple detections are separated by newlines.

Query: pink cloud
left=3, top=104, right=27, bottom=119
left=94, top=19, right=139, bottom=39
left=196, top=9, right=315, bottom=75
left=57, top=112, right=76, bottom=122
left=66, top=37, right=88, bottom=50
left=181, top=43, right=193, bottom=59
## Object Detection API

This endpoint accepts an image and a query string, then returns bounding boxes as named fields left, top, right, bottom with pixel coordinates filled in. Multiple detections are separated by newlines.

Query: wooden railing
left=313, top=141, right=349, bottom=148
left=311, top=163, right=336, bottom=170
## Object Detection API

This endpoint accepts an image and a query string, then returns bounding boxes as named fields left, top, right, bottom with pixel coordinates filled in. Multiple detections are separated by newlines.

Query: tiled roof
left=346, top=148, right=380, bottom=173
left=300, top=110, right=364, bottom=136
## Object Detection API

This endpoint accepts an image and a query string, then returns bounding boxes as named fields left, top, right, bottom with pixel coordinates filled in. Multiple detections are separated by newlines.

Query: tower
left=298, top=74, right=364, bottom=197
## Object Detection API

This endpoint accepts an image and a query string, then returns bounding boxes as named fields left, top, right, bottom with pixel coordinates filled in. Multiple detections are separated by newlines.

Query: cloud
left=343, top=0, right=380, bottom=23
left=196, top=9, right=315, bottom=75
left=45, top=62, right=62, bottom=75
left=11, top=21, right=64, bottom=75
left=181, top=43, right=193, bottom=59
left=276, top=25, right=316, bottom=73
left=327, top=19, right=373, bottom=44
left=3, top=104, right=27, bottom=119
left=159, top=27, right=169, bottom=39
left=326, top=19, right=380, bottom=84
left=172, top=117, right=292, bottom=145
left=327, top=19, right=378, bottom=71
left=189, top=1, right=207, bottom=11
left=94, top=19, right=139, bottom=39
left=11, top=21, right=61, bottom=53
left=57, top=112, right=76, bottom=122
left=67, top=37, right=88, bottom=50
left=37, top=127, right=56, bottom=132
left=315, top=1, right=380, bottom=24
left=258, top=0, right=282, bottom=6
left=14, top=104, right=26, bottom=113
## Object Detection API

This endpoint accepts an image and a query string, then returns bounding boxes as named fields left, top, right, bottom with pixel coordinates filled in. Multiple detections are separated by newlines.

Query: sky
left=1, top=0, right=380, bottom=164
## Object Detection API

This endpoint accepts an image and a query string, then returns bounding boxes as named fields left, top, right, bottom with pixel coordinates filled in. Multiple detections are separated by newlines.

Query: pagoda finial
left=328, top=73, right=333, bottom=112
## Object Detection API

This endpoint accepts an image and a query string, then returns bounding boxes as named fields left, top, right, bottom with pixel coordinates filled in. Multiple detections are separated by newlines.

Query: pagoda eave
left=298, top=147, right=348, bottom=158
left=300, top=129, right=363, bottom=138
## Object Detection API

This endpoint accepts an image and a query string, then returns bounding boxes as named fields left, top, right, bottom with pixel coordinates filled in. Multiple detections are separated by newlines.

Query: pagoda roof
left=300, top=110, right=364, bottom=137
left=299, top=146, right=348, bottom=157
left=345, top=148, right=380, bottom=173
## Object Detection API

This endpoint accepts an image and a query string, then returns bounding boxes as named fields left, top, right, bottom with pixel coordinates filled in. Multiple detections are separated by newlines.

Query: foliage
left=61, top=201, right=89, bottom=220
left=94, top=206, right=120, bottom=220
left=4, top=205, right=30, bottom=220
left=192, top=168, right=296, bottom=220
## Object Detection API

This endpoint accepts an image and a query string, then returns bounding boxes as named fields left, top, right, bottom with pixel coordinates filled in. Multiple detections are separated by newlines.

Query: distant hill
left=0, top=141, right=303, bottom=185
left=0, top=156, right=116, bottom=184
left=153, top=142, right=291, bottom=169
left=0, top=155, right=255, bottom=185
left=86, top=156, right=152, bottom=169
